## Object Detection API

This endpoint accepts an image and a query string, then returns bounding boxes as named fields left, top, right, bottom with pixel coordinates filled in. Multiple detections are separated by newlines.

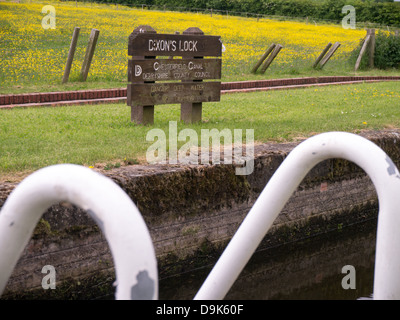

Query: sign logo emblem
left=135, top=65, right=142, bottom=77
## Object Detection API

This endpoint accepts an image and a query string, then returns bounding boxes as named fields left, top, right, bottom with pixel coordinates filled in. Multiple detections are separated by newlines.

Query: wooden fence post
left=62, top=27, right=80, bottom=83
left=251, top=43, right=276, bottom=73
left=319, top=42, right=341, bottom=69
left=313, top=42, right=332, bottom=69
left=80, top=28, right=100, bottom=81
left=368, top=28, right=375, bottom=68
left=128, top=25, right=157, bottom=125
left=181, top=27, right=204, bottom=124
left=259, top=44, right=282, bottom=73
left=355, top=32, right=371, bottom=71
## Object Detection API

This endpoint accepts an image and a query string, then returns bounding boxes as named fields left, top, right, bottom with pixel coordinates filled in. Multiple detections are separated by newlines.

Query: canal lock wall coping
left=1, top=129, right=400, bottom=299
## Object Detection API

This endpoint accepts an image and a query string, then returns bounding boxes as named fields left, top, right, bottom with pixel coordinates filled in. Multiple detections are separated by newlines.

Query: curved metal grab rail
left=194, top=131, right=400, bottom=300
left=0, top=164, right=158, bottom=300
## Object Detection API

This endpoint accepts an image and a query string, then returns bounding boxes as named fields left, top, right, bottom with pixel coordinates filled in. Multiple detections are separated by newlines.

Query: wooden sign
left=127, top=26, right=222, bottom=124
left=128, top=82, right=221, bottom=107
left=128, top=58, right=221, bottom=82
left=128, top=32, right=222, bottom=57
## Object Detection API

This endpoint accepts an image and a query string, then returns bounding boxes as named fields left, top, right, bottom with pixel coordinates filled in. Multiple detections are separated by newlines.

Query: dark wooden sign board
left=127, top=25, right=222, bottom=125
left=128, top=58, right=222, bottom=82
left=128, top=82, right=221, bottom=106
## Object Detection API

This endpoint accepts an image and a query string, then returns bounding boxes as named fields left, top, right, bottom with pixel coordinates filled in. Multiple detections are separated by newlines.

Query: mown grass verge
left=1, top=81, right=400, bottom=178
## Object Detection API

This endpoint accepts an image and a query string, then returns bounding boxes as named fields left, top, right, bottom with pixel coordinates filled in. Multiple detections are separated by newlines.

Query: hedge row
left=80, top=0, right=400, bottom=27
left=348, top=30, right=400, bottom=70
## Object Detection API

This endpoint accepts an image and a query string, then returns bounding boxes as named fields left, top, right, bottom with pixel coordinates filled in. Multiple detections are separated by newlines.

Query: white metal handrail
left=0, top=164, right=158, bottom=300
left=194, top=131, right=400, bottom=300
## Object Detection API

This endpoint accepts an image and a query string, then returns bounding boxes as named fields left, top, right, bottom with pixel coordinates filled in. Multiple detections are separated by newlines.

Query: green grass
left=1, top=81, right=400, bottom=177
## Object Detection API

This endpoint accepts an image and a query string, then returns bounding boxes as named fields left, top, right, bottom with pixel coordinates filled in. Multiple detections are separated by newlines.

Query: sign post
left=127, top=25, right=157, bottom=124
left=127, top=26, right=222, bottom=125
left=181, top=27, right=204, bottom=123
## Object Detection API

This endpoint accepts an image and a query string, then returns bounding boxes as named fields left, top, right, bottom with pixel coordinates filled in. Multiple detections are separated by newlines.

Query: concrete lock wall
left=1, top=129, right=400, bottom=299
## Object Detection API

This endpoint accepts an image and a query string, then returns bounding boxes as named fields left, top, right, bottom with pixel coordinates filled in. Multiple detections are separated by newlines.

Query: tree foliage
left=82, top=0, right=400, bottom=27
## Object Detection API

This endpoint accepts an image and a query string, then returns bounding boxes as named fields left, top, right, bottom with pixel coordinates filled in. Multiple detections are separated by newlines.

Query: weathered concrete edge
left=2, top=129, right=400, bottom=299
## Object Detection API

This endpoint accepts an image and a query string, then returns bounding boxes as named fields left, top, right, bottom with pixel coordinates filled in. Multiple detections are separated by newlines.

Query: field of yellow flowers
left=0, top=0, right=366, bottom=89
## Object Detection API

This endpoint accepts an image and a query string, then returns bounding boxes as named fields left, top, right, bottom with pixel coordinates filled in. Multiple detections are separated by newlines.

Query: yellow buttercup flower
left=0, top=1, right=365, bottom=87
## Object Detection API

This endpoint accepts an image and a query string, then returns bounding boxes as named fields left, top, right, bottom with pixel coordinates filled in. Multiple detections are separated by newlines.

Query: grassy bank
left=1, top=81, right=400, bottom=178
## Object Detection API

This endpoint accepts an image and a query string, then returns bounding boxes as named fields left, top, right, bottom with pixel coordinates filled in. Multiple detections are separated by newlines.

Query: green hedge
left=349, top=30, right=400, bottom=70
left=374, top=30, right=400, bottom=69
left=82, top=0, right=400, bottom=27
left=77, top=0, right=400, bottom=27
